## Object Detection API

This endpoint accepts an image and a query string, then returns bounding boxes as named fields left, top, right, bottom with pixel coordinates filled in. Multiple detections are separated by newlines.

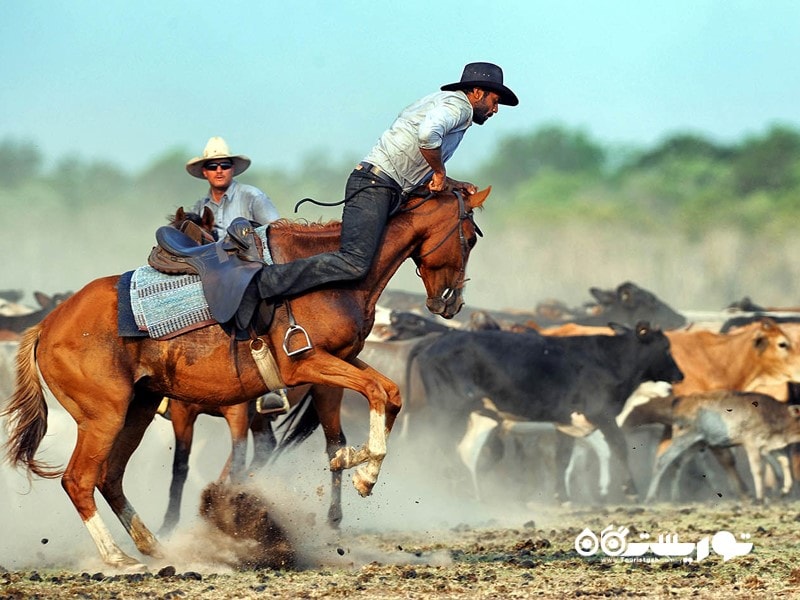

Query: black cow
left=406, top=322, right=684, bottom=501
left=380, top=282, right=686, bottom=331
left=575, top=281, right=686, bottom=330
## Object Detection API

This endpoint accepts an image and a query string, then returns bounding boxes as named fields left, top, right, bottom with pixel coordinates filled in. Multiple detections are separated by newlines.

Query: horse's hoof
left=330, top=447, right=355, bottom=471
left=352, top=470, right=375, bottom=497
left=108, top=553, right=148, bottom=573
left=122, top=562, right=149, bottom=574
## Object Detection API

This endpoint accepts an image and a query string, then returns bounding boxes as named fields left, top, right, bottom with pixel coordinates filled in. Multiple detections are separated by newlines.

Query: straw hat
left=186, top=137, right=251, bottom=178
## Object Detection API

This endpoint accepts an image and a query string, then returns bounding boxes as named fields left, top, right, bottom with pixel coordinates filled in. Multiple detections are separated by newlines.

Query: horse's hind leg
left=59, top=403, right=145, bottom=569
left=96, top=391, right=164, bottom=561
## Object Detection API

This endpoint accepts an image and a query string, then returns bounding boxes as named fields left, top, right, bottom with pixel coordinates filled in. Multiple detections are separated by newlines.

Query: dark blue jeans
left=257, top=169, right=400, bottom=299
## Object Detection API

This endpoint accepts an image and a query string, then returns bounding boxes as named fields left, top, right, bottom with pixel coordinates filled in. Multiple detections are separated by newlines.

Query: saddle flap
left=201, top=261, right=262, bottom=323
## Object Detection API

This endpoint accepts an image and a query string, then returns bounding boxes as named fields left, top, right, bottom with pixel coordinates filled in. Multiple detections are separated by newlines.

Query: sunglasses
left=203, top=162, right=233, bottom=171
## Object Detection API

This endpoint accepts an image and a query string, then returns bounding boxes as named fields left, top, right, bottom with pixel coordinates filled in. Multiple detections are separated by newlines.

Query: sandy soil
left=2, top=496, right=799, bottom=599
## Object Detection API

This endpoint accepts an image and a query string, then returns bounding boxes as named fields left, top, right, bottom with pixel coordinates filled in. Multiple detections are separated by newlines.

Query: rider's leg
left=257, top=171, right=395, bottom=300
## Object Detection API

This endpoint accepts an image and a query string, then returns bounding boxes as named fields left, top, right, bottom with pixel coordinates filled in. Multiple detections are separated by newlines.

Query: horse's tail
left=2, top=324, right=62, bottom=479
left=274, top=389, right=320, bottom=457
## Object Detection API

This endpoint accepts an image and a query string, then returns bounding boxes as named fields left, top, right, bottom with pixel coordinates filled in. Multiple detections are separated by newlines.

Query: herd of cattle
left=3, top=281, right=800, bottom=519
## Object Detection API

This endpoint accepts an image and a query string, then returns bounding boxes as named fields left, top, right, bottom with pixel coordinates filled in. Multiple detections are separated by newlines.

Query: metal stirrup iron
left=282, top=301, right=312, bottom=356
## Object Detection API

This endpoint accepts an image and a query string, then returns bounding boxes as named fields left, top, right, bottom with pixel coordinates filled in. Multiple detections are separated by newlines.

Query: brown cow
left=666, top=319, right=800, bottom=399
left=543, top=318, right=800, bottom=499
left=643, top=391, right=800, bottom=502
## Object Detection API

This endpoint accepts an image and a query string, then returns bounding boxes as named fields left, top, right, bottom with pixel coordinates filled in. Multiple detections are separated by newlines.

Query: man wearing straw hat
left=256, top=62, right=518, bottom=302
left=186, top=136, right=287, bottom=414
left=186, top=136, right=280, bottom=241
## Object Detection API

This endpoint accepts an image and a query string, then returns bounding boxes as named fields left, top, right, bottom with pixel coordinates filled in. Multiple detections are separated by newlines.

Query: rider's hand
left=449, top=178, right=478, bottom=195
left=428, top=171, right=446, bottom=192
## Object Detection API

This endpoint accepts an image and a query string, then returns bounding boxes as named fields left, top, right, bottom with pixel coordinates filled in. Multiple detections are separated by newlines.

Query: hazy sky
left=4, top=1, right=800, bottom=175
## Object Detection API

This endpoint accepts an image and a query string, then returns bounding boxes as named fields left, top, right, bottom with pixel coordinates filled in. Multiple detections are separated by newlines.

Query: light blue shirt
left=362, top=90, right=474, bottom=192
left=192, top=180, right=280, bottom=238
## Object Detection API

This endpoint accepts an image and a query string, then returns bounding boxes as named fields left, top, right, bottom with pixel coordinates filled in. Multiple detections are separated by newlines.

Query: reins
left=292, top=184, right=481, bottom=305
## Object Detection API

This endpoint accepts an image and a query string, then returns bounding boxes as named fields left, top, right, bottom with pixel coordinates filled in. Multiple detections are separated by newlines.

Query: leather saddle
left=148, top=218, right=265, bottom=326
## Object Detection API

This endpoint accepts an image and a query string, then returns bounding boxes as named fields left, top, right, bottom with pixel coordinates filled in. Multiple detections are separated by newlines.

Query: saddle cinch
left=148, top=218, right=264, bottom=327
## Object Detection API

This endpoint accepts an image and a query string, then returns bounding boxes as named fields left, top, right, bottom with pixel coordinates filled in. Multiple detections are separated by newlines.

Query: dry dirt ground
left=2, top=498, right=799, bottom=600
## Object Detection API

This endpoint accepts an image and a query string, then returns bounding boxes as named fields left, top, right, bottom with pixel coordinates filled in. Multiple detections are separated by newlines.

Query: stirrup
left=283, top=323, right=312, bottom=356
left=256, top=390, right=290, bottom=416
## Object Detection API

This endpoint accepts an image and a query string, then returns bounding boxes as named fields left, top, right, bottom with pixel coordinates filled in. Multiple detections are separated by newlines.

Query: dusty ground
left=2, top=500, right=799, bottom=599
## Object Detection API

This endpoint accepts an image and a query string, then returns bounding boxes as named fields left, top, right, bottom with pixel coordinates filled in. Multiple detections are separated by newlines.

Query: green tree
left=478, top=124, right=607, bottom=190
left=626, top=132, right=733, bottom=170
left=732, top=125, right=800, bottom=195
left=0, top=138, right=44, bottom=187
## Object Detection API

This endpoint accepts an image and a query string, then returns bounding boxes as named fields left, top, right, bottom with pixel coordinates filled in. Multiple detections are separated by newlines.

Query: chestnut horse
left=156, top=208, right=347, bottom=536
left=3, top=186, right=490, bottom=570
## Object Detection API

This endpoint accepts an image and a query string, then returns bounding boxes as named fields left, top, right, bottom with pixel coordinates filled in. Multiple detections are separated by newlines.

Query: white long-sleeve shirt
left=362, top=90, right=474, bottom=192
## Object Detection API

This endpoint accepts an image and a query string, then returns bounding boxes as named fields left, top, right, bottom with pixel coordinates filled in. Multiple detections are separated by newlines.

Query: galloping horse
left=157, top=208, right=347, bottom=536
left=3, top=186, right=490, bottom=570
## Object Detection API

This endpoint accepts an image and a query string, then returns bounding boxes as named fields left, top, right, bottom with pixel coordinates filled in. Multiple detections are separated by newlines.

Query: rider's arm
left=419, top=147, right=447, bottom=191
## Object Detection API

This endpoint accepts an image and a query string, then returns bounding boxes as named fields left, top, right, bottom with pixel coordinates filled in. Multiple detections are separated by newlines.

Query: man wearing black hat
left=257, top=62, right=518, bottom=302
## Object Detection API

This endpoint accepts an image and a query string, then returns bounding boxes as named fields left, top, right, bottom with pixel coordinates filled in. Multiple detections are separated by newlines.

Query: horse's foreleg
left=338, top=360, right=401, bottom=497
left=290, top=358, right=399, bottom=498
left=97, top=394, right=163, bottom=561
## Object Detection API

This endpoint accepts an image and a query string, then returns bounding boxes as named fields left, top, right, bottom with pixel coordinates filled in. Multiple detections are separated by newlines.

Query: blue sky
left=3, top=1, right=800, bottom=174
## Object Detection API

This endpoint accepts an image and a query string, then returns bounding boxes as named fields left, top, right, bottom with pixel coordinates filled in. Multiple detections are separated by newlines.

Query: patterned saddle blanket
left=118, top=224, right=271, bottom=339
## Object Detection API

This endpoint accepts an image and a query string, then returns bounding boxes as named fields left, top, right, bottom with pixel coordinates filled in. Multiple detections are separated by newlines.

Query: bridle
left=400, top=190, right=482, bottom=303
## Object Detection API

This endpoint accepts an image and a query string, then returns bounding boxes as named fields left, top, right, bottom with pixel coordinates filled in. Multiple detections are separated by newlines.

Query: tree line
left=3, top=123, right=799, bottom=235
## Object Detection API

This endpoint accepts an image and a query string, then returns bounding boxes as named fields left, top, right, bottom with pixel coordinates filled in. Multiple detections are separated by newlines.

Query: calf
left=644, top=391, right=800, bottom=502
left=408, top=322, right=683, bottom=501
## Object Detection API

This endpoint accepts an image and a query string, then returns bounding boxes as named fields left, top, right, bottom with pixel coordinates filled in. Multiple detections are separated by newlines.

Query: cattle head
left=611, top=320, right=684, bottom=385
left=588, top=282, right=686, bottom=330
left=745, top=318, right=800, bottom=389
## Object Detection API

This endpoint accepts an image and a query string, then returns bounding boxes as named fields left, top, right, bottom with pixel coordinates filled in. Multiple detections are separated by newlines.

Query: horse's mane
left=269, top=218, right=342, bottom=235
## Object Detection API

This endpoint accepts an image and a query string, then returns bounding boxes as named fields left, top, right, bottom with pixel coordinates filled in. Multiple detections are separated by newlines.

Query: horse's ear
left=175, top=207, right=186, bottom=220
left=201, top=206, right=215, bottom=227
left=468, top=186, right=491, bottom=210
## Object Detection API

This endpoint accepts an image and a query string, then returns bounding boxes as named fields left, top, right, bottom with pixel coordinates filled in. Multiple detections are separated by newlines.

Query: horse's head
left=409, top=187, right=490, bottom=319
left=167, top=206, right=217, bottom=243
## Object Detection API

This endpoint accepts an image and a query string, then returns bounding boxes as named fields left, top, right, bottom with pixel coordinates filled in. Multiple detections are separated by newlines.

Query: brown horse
left=3, top=186, right=490, bottom=570
left=157, top=208, right=347, bottom=536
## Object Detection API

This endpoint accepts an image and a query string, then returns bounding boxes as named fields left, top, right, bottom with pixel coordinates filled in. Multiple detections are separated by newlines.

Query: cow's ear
left=34, top=291, right=51, bottom=308
left=753, top=334, right=768, bottom=354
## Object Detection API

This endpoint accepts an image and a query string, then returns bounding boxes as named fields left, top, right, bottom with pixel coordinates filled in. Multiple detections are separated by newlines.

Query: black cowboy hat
left=441, top=62, right=519, bottom=106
